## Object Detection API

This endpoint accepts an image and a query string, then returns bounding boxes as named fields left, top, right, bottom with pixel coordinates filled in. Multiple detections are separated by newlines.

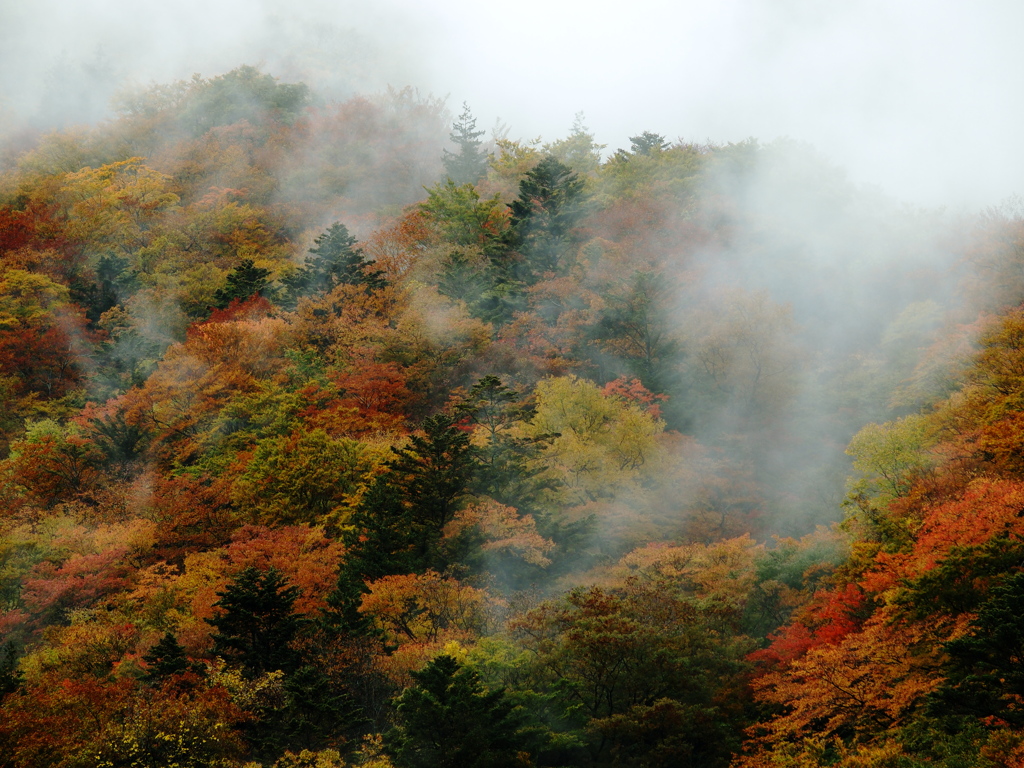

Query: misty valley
left=2, top=66, right=1024, bottom=767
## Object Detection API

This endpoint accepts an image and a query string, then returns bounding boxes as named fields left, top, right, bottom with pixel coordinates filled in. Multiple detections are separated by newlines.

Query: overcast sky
left=2, top=0, right=1021, bottom=208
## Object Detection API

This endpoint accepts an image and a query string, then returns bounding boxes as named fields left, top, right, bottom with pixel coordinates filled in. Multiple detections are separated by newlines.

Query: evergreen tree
left=507, top=155, right=585, bottom=282
left=387, top=412, right=475, bottom=535
left=338, top=478, right=421, bottom=585
left=279, top=664, right=364, bottom=753
left=931, top=571, right=1024, bottom=726
left=474, top=277, right=526, bottom=327
left=443, top=103, right=488, bottom=185
left=213, top=258, right=273, bottom=309
left=208, top=570, right=361, bottom=759
left=456, top=375, right=554, bottom=513
left=207, top=566, right=303, bottom=678
left=79, top=253, right=137, bottom=326
left=283, top=222, right=385, bottom=304
left=330, top=413, right=476, bottom=628
left=437, top=249, right=492, bottom=308
left=142, top=631, right=202, bottom=683
left=388, top=655, right=529, bottom=768
left=628, top=130, right=669, bottom=155
left=88, top=411, right=150, bottom=467
left=589, top=270, right=679, bottom=395
left=0, top=642, right=21, bottom=699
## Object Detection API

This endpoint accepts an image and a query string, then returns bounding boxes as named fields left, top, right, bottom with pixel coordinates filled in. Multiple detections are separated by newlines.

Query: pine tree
left=628, top=131, right=669, bottom=155
left=456, top=375, right=553, bottom=513
left=208, top=569, right=363, bottom=758
left=0, top=642, right=21, bottom=698
left=589, top=270, right=679, bottom=394
left=213, top=258, right=272, bottom=309
left=388, top=655, right=529, bottom=768
left=283, top=222, right=386, bottom=304
left=338, top=477, right=421, bottom=585
left=931, top=571, right=1024, bottom=725
left=207, top=566, right=303, bottom=678
left=83, top=253, right=137, bottom=325
left=437, top=249, right=491, bottom=307
left=507, top=155, right=585, bottom=281
left=387, top=412, right=474, bottom=535
left=280, top=664, right=364, bottom=753
left=330, top=413, right=476, bottom=627
left=443, top=103, right=488, bottom=185
left=142, top=631, right=202, bottom=683
left=88, top=411, right=150, bottom=467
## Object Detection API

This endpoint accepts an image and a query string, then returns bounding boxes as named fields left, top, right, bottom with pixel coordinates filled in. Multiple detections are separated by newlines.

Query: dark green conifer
left=329, top=413, right=476, bottom=630
left=88, top=411, right=150, bottom=467
left=388, top=655, right=529, bottom=768
left=386, top=413, right=474, bottom=534
left=931, top=570, right=1024, bottom=725
left=282, top=222, right=386, bottom=306
left=589, top=270, right=679, bottom=394
left=437, top=249, right=492, bottom=308
left=456, top=375, right=553, bottom=513
left=207, top=566, right=303, bottom=678
left=280, top=664, right=364, bottom=752
left=81, top=253, right=136, bottom=325
left=212, top=258, right=272, bottom=309
left=507, top=155, right=584, bottom=281
left=338, top=478, right=419, bottom=585
left=142, top=631, right=202, bottom=683
left=0, top=642, right=22, bottom=698
left=628, top=130, right=669, bottom=155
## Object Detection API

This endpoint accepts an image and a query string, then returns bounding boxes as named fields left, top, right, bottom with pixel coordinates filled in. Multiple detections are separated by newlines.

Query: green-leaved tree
left=208, top=566, right=303, bottom=678
left=388, top=655, right=530, bottom=768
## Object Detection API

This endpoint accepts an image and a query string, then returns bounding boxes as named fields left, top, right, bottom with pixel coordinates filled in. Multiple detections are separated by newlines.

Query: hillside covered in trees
left=2, top=66, right=1024, bottom=767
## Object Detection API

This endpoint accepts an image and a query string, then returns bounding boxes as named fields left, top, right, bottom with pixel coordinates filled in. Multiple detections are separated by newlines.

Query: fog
left=3, top=0, right=1021, bottom=208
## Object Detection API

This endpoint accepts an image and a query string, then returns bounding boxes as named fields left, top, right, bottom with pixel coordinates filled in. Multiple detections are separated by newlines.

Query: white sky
left=2, top=0, right=1022, bottom=208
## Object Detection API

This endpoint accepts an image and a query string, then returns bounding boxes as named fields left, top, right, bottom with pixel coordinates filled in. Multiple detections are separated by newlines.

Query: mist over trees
left=1, top=65, right=1024, bottom=766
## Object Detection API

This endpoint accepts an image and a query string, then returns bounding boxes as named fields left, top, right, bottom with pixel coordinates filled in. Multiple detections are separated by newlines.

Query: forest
left=2, top=65, right=1024, bottom=767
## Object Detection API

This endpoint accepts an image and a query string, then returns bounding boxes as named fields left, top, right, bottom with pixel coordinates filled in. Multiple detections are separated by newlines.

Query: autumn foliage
left=2, top=64, right=1024, bottom=768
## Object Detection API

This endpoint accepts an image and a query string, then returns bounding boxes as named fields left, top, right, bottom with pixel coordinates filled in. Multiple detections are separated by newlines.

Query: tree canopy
left=0, top=63, right=1019, bottom=768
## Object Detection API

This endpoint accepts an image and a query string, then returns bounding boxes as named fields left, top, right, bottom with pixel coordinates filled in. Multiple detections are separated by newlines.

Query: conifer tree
left=283, top=222, right=386, bottom=304
left=456, top=375, right=553, bottom=512
left=589, top=270, right=679, bottom=394
left=213, top=259, right=272, bottom=309
left=142, top=631, right=202, bottom=683
left=88, top=411, right=150, bottom=467
left=932, top=571, right=1024, bottom=725
left=280, top=665, right=363, bottom=754
left=330, top=413, right=476, bottom=629
left=387, top=412, right=474, bottom=534
left=338, top=477, right=420, bottom=586
left=388, top=655, right=529, bottom=768
left=437, top=249, right=492, bottom=308
left=0, top=643, right=21, bottom=698
left=443, top=103, right=488, bottom=185
left=507, top=155, right=585, bottom=281
left=628, top=130, right=669, bottom=155
left=207, top=566, right=303, bottom=678
left=209, top=569, right=361, bottom=758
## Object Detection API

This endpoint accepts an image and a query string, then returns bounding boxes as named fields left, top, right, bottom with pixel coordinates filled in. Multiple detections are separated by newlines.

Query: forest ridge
left=1, top=65, right=1024, bottom=767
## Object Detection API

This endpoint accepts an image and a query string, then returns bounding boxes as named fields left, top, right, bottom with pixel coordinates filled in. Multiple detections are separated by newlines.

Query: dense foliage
left=2, top=64, right=1024, bottom=767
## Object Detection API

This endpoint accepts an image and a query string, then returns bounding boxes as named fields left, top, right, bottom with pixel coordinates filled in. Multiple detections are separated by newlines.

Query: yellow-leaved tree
left=527, top=374, right=665, bottom=505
